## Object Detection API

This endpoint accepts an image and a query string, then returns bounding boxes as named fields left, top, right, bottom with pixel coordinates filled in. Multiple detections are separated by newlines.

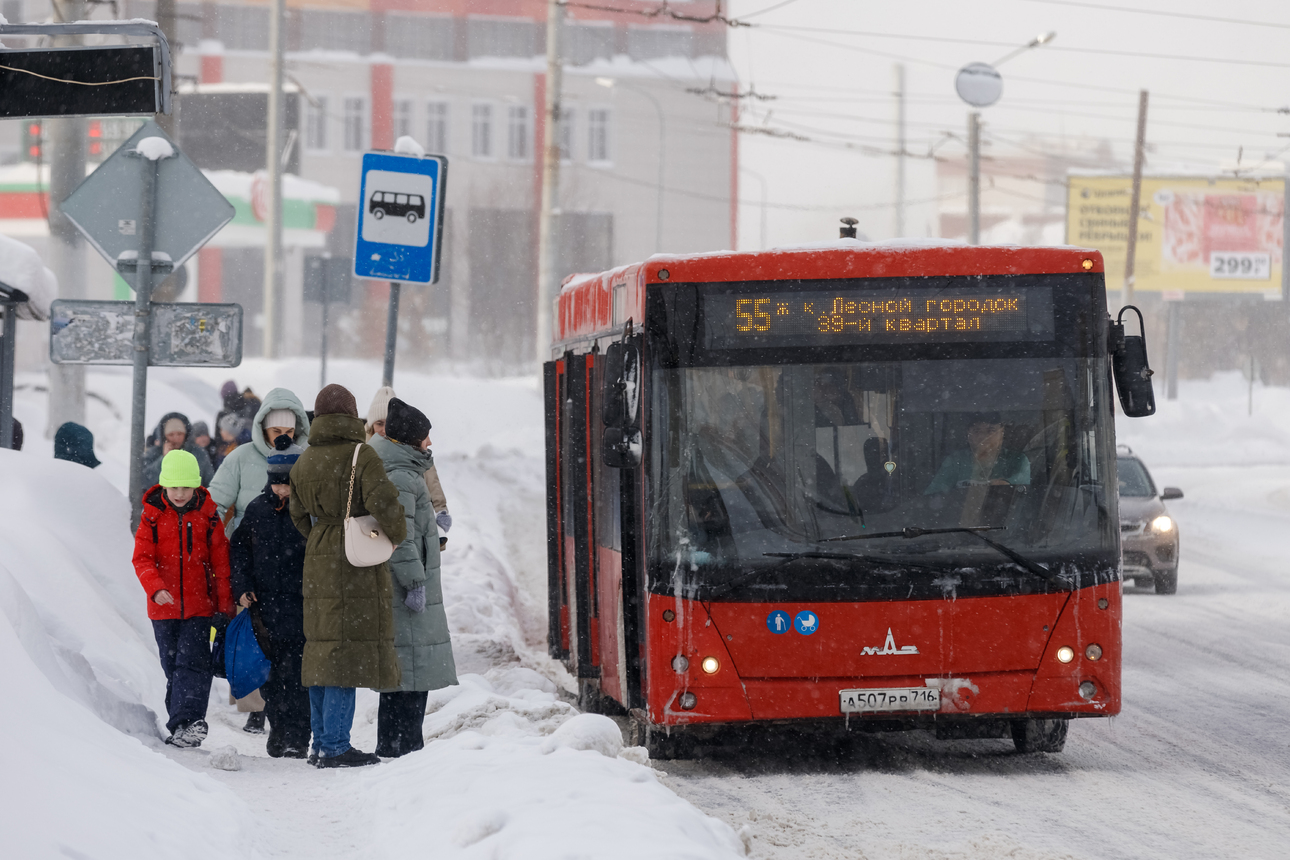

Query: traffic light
left=21, top=120, right=42, bottom=162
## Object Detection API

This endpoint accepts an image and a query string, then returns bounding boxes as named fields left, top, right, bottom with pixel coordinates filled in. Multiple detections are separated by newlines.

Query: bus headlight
left=1078, top=681, right=1097, bottom=699
left=1085, top=644, right=1103, bottom=661
left=672, top=655, right=689, bottom=673
left=679, top=692, right=697, bottom=710
left=1151, top=515, right=1173, bottom=533
left=1056, top=646, right=1075, bottom=663
left=701, top=656, right=720, bottom=674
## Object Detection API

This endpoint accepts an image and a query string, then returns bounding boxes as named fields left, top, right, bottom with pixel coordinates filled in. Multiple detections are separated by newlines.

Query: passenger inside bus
left=850, top=437, right=896, bottom=512
left=924, top=413, right=1031, bottom=494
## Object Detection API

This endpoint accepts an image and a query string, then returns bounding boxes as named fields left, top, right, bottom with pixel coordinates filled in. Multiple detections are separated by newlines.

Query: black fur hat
left=385, top=397, right=431, bottom=446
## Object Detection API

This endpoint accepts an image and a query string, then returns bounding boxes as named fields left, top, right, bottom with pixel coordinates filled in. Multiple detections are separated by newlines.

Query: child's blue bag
left=224, top=610, right=272, bottom=699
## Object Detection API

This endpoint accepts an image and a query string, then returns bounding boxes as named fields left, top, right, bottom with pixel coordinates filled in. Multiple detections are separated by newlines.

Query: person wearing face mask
left=229, top=436, right=312, bottom=758
left=132, top=450, right=234, bottom=749
left=142, top=412, right=215, bottom=489
left=209, top=388, right=310, bottom=732
left=210, top=389, right=311, bottom=535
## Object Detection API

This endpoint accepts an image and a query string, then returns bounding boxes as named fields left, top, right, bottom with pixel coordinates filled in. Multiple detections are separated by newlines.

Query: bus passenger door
left=544, top=359, right=568, bottom=660
left=563, top=353, right=600, bottom=686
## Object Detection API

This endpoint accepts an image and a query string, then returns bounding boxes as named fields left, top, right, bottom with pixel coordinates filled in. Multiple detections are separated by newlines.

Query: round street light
left=954, top=62, right=1003, bottom=108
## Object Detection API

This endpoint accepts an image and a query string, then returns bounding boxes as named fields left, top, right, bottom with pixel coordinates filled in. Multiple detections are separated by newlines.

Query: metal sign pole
left=0, top=292, right=16, bottom=449
left=382, top=281, right=401, bottom=387
left=320, top=281, right=329, bottom=390
left=128, top=156, right=160, bottom=528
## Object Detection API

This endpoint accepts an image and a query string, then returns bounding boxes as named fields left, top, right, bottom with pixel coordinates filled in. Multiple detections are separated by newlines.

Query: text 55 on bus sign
left=353, top=151, right=447, bottom=285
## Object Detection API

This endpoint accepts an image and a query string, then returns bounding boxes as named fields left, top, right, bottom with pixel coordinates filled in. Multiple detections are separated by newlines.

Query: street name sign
left=353, top=152, right=448, bottom=285
left=60, top=121, right=234, bottom=288
left=49, top=299, right=243, bottom=367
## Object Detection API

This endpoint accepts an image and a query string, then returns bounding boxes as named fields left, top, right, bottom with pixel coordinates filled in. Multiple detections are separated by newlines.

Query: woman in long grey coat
left=289, top=384, right=407, bottom=768
left=369, top=397, right=457, bottom=758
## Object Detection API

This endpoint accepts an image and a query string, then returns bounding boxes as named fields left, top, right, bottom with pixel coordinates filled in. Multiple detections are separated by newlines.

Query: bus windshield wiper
left=704, top=551, right=938, bottom=599
left=823, top=526, right=1063, bottom=584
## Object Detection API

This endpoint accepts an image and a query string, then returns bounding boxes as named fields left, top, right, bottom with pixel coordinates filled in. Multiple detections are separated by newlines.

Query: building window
left=587, top=108, right=611, bottom=163
left=393, top=99, right=413, bottom=142
left=305, top=95, right=329, bottom=152
left=426, top=101, right=449, bottom=153
left=559, top=107, right=575, bottom=162
left=472, top=103, right=493, bottom=159
left=343, top=96, right=366, bottom=152
left=385, top=13, right=454, bottom=60
left=507, top=105, right=530, bottom=160
left=466, top=17, right=539, bottom=59
left=300, top=10, right=372, bottom=55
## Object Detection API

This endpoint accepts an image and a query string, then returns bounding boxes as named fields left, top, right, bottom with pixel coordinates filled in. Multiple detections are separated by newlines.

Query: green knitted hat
left=159, top=450, right=201, bottom=488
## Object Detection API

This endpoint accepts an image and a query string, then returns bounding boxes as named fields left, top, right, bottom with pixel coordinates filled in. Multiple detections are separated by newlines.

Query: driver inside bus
left=925, top=413, right=1031, bottom=494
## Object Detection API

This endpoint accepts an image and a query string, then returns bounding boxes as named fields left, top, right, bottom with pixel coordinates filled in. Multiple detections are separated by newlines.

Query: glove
left=404, top=585, right=426, bottom=613
left=436, top=510, right=452, bottom=533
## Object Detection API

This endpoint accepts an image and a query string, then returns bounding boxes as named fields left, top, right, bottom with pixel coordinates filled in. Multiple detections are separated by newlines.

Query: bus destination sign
left=704, top=288, right=1044, bottom=349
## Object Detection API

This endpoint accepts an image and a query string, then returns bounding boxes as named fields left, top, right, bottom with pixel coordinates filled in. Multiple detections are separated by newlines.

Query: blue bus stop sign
left=353, top=152, right=447, bottom=285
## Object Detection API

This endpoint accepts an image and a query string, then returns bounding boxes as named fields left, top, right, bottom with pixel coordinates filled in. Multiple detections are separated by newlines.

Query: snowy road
left=661, top=465, right=1290, bottom=860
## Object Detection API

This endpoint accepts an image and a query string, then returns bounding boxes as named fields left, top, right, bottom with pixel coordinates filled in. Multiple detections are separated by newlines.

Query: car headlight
left=1151, top=515, right=1173, bottom=533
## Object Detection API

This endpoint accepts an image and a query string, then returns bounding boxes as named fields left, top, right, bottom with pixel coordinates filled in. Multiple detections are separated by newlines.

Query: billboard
left=1066, top=175, right=1286, bottom=298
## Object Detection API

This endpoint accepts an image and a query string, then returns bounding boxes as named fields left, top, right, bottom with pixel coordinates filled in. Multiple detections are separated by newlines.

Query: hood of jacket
left=151, top=411, right=193, bottom=444
left=250, top=388, right=311, bottom=458
left=369, top=433, right=433, bottom=476
left=305, top=412, right=365, bottom=448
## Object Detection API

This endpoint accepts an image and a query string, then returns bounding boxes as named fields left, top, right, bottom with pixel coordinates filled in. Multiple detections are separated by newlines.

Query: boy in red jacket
left=133, top=450, right=235, bottom=748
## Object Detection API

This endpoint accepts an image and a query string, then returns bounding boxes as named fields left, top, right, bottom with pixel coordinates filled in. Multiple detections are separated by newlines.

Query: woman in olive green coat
left=370, top=398, right=458, bottom=758
left=289, top=384, right=406, bottom=767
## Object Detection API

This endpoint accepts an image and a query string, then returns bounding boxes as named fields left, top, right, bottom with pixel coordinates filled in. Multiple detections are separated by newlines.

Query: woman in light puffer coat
left=210, top=388, right=311, bottom=535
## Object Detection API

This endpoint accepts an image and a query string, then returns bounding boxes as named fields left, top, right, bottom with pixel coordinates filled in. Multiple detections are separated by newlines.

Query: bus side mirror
left=601, top=339, right=641, bottom=468
left=1110, top=306, right=1156, bottom=418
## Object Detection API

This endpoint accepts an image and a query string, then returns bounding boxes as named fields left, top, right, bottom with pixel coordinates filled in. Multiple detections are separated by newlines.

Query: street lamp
left=954, top=32, right=1056, bottom=244
left=596, top=76, right=666, bottom=255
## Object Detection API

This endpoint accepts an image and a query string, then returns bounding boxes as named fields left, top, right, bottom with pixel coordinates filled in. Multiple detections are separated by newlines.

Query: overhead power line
left=758, top=23, right=1290, bottom=73
left=1024, top=0, right=1290, bottom=31
left=560, top=0, right=751, bottom=27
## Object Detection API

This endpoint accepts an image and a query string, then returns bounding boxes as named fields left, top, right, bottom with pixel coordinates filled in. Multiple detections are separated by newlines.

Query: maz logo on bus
left=861, top=628, right=920, bottom=656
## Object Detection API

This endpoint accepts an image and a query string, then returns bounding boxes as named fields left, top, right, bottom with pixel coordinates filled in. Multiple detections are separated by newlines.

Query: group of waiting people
left=132, top=381, right=456, bottom=767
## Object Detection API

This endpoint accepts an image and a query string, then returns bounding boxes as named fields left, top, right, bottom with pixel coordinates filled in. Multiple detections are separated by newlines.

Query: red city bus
left=544, top=242, right=1155, bottom=757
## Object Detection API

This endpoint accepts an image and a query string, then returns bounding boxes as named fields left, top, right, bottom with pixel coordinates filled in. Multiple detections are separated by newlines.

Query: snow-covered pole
left=128, top=150, right=162, bottom=529
left=262, top=0, right=286, bottom=360
left=535, top=0, right=564, bottom=366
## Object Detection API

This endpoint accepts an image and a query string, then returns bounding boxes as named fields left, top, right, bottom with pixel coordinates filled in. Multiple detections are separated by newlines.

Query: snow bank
left=0, top=232, right=57, bottom=320
left=1117, top=371, right=1290, bottom=467
left=360, top=672, right=743, bottom=860
left=0, top=449, right=256, bottom=859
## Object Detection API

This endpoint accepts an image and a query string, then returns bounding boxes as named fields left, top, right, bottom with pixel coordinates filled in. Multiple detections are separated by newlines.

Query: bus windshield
left=649, top=357, right=1118, bottom=599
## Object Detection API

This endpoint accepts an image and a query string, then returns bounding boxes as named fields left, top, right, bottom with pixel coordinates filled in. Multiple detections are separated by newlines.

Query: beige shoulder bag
left=343, top=444, right=394, bottom=567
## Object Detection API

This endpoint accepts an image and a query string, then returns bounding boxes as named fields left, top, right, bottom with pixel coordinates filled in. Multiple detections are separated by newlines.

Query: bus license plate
left=839, top=687, right=940, bottom=714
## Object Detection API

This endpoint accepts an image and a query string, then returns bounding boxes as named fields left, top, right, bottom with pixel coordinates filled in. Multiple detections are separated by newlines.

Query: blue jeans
left=152, top=617, right=213, bottom=734
left=308, top=686, right=356, bottom=757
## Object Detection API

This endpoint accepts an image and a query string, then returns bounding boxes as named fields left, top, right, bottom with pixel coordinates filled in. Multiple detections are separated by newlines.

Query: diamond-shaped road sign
left=60, top=121, right=234, bottom=286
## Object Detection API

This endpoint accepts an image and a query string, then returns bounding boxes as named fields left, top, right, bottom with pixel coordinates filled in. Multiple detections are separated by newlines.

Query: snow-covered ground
left=5, top=362, right=1290, bottom=858
left=2, top=360, right=745, bottom=859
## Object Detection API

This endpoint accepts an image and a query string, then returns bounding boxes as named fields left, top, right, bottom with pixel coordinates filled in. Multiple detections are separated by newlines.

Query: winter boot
left=166, top=720, right=209, bottom=749
left=317, top=747, right=381, bottom=768
left=243, top=711, right=266, bottom=734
